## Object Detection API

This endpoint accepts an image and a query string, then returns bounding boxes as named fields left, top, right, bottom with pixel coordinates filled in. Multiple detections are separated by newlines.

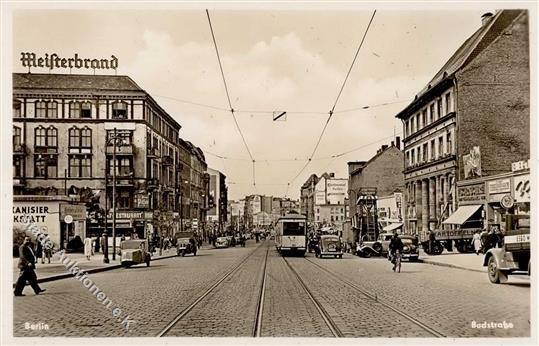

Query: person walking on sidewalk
left=473, top=231, right=482, bottom=255
left=84, top=237, right=93, bottom=260
left=42, top=234, right=52, bottom=264
left=14, top=237, right=46, bottom=296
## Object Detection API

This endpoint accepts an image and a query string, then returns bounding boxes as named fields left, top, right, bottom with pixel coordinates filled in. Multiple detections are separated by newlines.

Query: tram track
left=303, top=257, right=446, bottom=338
left=157, top=241, right=268, bottom=337
left=282, top=256, right=344, bottom=337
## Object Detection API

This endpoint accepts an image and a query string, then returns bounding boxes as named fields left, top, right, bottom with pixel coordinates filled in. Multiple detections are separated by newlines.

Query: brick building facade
left=396, top=10, right=529, bottom=241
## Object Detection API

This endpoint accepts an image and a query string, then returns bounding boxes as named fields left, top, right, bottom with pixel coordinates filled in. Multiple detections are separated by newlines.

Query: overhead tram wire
left=286, top=9, right=377, bottom=188
left=206, top=9, right=257, bottom=188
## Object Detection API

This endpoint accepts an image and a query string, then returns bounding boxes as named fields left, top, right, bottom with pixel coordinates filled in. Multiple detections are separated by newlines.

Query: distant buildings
left=206, top=167, right=228, bottom=233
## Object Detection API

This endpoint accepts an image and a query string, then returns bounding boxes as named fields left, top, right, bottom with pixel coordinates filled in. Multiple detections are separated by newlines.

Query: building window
left=411, top=149, right=415, bottom=164
left=13, top=156, right=23, bottom=177
left=36, top=101, right=47, bottom=118
left=13, top=126, right=22, bottom=147
left=431, top=140, right=436, bottom=160
left=13, top=100, right=22, bottom=118
left=69, top=156, right=92, bottom=178
left=429, top=103, right=435, bottom=123
left=69, top=127, right=92, bottom=150
left=437, top=99, right=442, bottom=120
left=406, top=151, right=410, bottom=166
left=35, top=100, right=57, bottom=118
left=112, top=101, right=128, bottom=119
left=410, top=117, right=415, bottom=133
left=423, top=143, right=429, bottom=162
left=447, top=131, right=453, bottom=154
left=34, top=126, right=57, bottom=148
left=81, top=102, right=92, bottom=118
left=422, top=110, right=427, bottom=128
left=109, top=158, right=132, bottom=177
left=405, top=121, right=410, bottom=137
left=34, top=155, right=57, bottom=178
left=445, top=92, right=452, bottom=114
left=438, top=136, right=444, bottom=156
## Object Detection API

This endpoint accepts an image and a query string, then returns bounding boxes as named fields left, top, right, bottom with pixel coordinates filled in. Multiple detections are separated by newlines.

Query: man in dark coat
left=14, top=237, right=46, bottom=296
left=388, top=232, right=404, bottom=271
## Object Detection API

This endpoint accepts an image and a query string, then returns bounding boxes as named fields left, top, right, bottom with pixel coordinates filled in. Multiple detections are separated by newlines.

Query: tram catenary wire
left=286, top=10, right=377, bottom=188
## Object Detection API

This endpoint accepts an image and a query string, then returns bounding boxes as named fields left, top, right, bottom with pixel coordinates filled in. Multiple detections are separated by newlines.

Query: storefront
left=449, top=164, right=530, bottom=236
left=13, top=195, right=87, bottom=250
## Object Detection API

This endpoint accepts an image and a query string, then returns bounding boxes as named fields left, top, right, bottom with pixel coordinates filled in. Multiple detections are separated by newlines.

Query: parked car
left=215, top=237, right=230, bottom=248
left=120, top=239, right=151, bottom=267
left=397, top=235, right=419, bottom=261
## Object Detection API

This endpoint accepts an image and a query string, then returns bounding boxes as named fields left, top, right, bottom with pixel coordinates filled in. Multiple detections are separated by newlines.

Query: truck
left=483, top=214, right=530, bottom=284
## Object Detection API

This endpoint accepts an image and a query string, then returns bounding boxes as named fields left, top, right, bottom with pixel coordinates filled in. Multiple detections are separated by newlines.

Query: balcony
left=147, top=147, right=159, bottom=158
left=106, top=172, right=134, bottom=187
left=106, top=144, right=134, bottom=156
left=13, top=144, right=26, bottom=156
left=162, top=155, right=173, bottom=166
left=147, top=178, right=159, bottom=189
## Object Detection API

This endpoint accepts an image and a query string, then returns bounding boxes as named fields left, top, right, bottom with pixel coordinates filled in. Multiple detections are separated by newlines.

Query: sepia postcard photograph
left=0, top=1, right=537, bottom=345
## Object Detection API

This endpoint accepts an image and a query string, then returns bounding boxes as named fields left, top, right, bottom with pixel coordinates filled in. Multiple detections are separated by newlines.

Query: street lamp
left=106, top=127, right=127, bottom=261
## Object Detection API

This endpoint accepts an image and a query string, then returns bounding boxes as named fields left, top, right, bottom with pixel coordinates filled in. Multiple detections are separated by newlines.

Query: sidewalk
left=419, top=250, right=487, bottom=273
left=12, top=247, right=179, bottom=284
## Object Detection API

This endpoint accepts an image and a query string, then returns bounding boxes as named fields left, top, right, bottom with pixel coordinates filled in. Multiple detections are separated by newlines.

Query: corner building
left=12, top=73, right=208, bottom=248
left=396, top=10, right=529, bottom=241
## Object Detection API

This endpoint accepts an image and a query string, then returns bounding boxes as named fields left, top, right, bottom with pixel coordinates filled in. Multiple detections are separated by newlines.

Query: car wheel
left=339, top=255, right=343, bottom=259
left=487, top=256, right=501, bottom=284
left=373, top=242, right=383, bottom=253
left=363, top=250, right=372, bottom=258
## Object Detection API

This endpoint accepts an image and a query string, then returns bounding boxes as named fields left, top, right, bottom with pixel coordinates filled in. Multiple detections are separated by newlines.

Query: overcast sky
left=12, top=6, right=493, bottom=200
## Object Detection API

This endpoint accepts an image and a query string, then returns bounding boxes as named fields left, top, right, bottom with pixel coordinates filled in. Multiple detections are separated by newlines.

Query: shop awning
left=383, top=223, right=403, bottom=232
left=442, top=205, right=482, bottom=225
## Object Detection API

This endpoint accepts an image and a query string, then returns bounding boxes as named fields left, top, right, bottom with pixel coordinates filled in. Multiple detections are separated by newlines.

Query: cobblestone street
left=13, top=240, right=530, bottom=338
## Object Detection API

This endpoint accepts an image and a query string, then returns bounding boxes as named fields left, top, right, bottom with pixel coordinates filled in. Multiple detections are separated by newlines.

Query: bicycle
left=389, top=250, right=402, bottom=273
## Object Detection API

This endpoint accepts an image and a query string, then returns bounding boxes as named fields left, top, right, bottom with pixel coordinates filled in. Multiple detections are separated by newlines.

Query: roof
left=13, top=73, right=143, bottom=92
left=396, top=10, right=526, bottom=119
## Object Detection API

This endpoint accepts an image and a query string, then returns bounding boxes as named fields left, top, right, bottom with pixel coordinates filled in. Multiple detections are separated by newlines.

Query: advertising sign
left=59, top=204, right=87, bottom=220
left=488, top=179, right=511, bottom=194
left=458, top=183, right=486, bottom=202
left=326, top=179, right=347, bottom=205
left=463, top=146, right=481, bottom=179
left=315, top=191, right=326, bottom=205
left=513, top=174, right=530, bottom=203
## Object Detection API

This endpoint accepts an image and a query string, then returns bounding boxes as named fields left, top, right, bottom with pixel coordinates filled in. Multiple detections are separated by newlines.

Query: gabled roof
left=397, top=10, right=526, bottom=119
left=13, top=73, right=143, bottom=92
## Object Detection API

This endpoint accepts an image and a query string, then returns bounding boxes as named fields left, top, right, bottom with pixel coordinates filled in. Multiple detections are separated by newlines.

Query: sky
left=11, top=6, right=493, bottom=200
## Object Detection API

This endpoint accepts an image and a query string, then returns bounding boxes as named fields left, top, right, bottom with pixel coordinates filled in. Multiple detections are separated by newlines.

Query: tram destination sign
left=20, top=52, right=118, bottom=71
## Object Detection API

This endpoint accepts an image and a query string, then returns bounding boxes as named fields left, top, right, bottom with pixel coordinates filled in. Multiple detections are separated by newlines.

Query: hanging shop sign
left=500, top=194, right=515, bottom=209
left=20, top=52, right=118, bottom=71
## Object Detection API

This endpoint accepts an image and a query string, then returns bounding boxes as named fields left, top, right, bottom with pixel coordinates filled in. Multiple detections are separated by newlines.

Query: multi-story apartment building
left=300, top=174, right=319, bottom=227
left=12, top=73, right=209, bottom=248
left=396, top=10, right=529, bottom=241
left=206, top=167, right=228, bottom=232
left=313, top=173, right=348, bottom=231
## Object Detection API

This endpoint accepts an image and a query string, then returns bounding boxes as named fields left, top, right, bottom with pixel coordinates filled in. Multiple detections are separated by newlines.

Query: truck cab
left=483, top=214, right=530, bottom=283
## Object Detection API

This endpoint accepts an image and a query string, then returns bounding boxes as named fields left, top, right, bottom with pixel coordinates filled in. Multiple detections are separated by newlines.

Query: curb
left=418, top=258, right=486, bottom=273
left=13, top=253, right=179, bottom=287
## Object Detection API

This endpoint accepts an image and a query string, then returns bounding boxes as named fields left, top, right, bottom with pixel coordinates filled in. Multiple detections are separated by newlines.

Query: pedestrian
left=34, top=239, right=43, bottom=264
left=472, top=231, right=482, bottom=255
left=42, top=235, right=52, bottom=264
left=84, top=237, right=93, bottom=260
left=14, top=237, right=46, bottom=296
left=100, top=233, right=106, bottom=254
left=94, top=235, right=100, bottom=253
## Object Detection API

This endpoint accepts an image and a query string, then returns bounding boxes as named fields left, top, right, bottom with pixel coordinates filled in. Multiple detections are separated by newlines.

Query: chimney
left=396, top=136, right=401, bottom=150
left=391, top=141, right=395, bottom=147
left=481, top=12, right=494, bottom=26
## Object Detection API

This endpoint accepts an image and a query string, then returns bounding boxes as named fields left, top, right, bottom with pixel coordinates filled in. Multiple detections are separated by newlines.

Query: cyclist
left=388, top=232, right=404, bottom=271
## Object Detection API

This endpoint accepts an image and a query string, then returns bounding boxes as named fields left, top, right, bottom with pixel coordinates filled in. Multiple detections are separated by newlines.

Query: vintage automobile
left=176, top=237, right=197, bottom=256
left=215, top=237, right=230, bottom=248
left=120, top=239, right=151, bottom=267
left=357, top=233, right=393, bottom=257
left=398, top=235, right=420, bottom=261
left=316, top=235, right=343, bottom=259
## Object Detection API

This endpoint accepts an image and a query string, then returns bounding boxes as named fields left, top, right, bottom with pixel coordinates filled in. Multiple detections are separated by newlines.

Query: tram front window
left=283, top=222, right=305, bottom=236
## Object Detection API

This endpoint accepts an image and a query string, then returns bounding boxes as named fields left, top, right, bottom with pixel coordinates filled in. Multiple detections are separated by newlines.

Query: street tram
left=275, top=213, right=307, bottom=256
